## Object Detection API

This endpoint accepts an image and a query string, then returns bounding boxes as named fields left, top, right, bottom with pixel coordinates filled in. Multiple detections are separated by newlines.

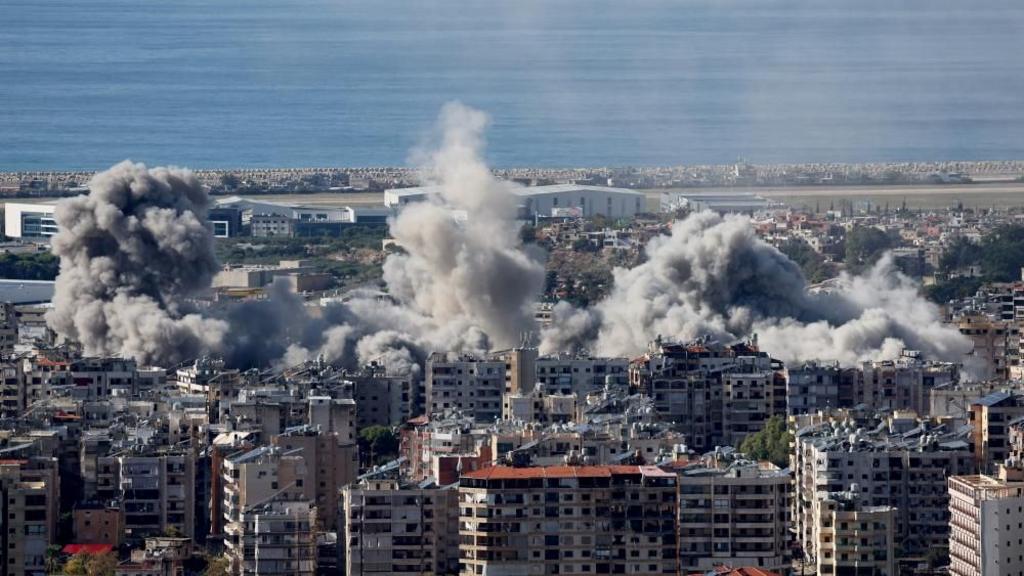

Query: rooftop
left=462, top=464, right=674, bottom=481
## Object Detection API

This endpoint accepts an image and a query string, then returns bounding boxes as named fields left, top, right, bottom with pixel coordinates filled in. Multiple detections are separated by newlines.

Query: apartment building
left=425, top=353, right=505, bottom=422
left=813, top=491, right=896, bottom=576
left=270, top=426, right=357, bottom=531
left=458, top=465, right=678, bottom=575
left=231, top=501, right=317, bottom=576
left=221, top=447, right=313, bottom=576
left=957, top=314, right=1020, bottom=381
left=342, top=366, right=421, bottom=427
left=948, top=465, right=1024, bottom=576
left=0, top=458, right=59, bottom=576
left=857, top=351, right=959, bottom=414
left=786, top=361, right=844, bottom=415
left=95, top=451, right=196, bottom=543
left=341, top=478, right=460, bottom=575
left=534, top=354, right=629, bottom=396
left=793, top=414, right=975, bottom=563
left=0, top=361, right=24, bottom=419
left=970, top=391, right=1024, bottom=473
left=629, top=339, right=783, bottom=452
left=673, top=456, right=791, bottom=574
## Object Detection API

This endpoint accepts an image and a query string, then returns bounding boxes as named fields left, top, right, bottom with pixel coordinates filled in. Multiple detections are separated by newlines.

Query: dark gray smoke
left=542, top=211, right=971, bottom=366
left=46, top=161, right=227, bottom=365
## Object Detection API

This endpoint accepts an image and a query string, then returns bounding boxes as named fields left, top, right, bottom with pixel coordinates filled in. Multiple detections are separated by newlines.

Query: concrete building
left=341, top=478, right=460, bottom=576
left=0, top=458, right=59, bottom=576
left=228, top=500, right=317, bottom=576
left=250, top=214, right=293, bottom=237
left=0, top=302, right=17, bottom=356
left=221, top=447, right=313, bottom=575
left=970, top=391, right=1024, bottom=473
left=458, top=465, right=678, bottom=576
left=786, top=361, right=843, bottom=415
left=3, top=202, right=58, bottom=239
left=793, top=413, right=975, bottom=564
left=948, top=465, right=1024, bottom=576
left=0, top=360, right=25, bottom=419
left=425, top=353, right=505, bottom=422
left=534, top=354, right=629, bottom=396
left=957, top=314, right=1019, bottom=380
left=630, top=339, right=784, bottom=452
left=857, top=351, right=959, bottom=414
left=813, top=491, right=896, bottom=576
left=673, top=456, right=791, bottom=574
left=341, top=366, right=421, bottom=428
left=270, top=426, right=358, bottom=531
left=95, top=451, right=196, bottom=543
left=73, top=505, right=124, bottom=546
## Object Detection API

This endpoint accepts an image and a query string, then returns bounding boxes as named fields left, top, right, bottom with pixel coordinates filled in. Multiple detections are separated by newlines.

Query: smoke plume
left=542, top=211, right=970, bottom=366
left=236, top=102, right=544, bottom=371
left=46, top=161, right=228, bottom=365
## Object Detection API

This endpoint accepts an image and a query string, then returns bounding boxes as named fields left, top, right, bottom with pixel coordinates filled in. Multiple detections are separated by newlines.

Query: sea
left=2, top=0, right=1023, bottom=171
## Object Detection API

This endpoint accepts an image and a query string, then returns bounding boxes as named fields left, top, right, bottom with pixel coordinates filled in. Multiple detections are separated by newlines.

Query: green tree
left=739, top=416, right=793, bottom=468
left=85, top=552, right=118, bottom=576
left=843, top=226, right=894, bottom=271
left=202, top=555, right=232, bottom=576
left=62, top=553, right=89, bottom=576
left=778, top=238, right=836, bottom=283
left=358, top=425, right=400, bottom=466
left=938, top=236, right=984, bottom=273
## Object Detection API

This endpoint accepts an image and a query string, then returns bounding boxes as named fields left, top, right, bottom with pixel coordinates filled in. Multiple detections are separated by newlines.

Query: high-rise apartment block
left=674, top=455, right=792, bottom=574
left=458, top=465, right=678, bottom=575
left=948, top=465, right=1024, bottom=576
left=341, top=478, right=460, bottom=575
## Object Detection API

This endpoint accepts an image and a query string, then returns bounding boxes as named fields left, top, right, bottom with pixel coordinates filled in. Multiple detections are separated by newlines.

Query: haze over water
left=3, top=0, right=1023, bottom=171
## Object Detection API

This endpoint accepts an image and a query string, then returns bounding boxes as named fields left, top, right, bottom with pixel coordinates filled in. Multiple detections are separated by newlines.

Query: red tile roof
left=62, top=544, right=114, bottom=555
left=462, top=465, right=674, bottom=480
left=688, top=567, right=781, bottom=576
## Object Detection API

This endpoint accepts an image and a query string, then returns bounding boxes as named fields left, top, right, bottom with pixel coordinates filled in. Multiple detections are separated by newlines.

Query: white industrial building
left=660, top=190, right=773, bottom=214
left=384, top=184, right=646, bottom=219
left=3, top=202, right=59, bottom=239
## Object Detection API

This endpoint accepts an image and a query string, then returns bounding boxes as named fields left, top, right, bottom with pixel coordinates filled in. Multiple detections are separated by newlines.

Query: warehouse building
left=384, top=184, right=646, bottom=219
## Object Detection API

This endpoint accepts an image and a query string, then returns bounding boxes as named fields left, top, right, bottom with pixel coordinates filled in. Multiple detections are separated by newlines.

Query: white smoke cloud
left=544, top=211, right=971, bottom=366
left=259, top=102, right=545, bottom=371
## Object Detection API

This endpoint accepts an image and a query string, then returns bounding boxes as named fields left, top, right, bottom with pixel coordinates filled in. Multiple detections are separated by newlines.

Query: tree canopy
left=843, top=226, right=894, bottom=272
left=358, top=425, right=400, bottom=466
left=738, top=416, right=793, bottom=469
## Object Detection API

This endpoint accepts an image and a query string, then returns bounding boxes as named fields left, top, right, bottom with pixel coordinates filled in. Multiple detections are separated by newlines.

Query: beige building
left=341, top=478, right=459, bottom=575
left=813, top=491, right=896, bottom=576
left=674, top=456, right=791, bottom=574
left=425, top=353, right=505, bottom=422
left=0, top=458, right=59, bottom=576
left=222, top=447, right=313, bottom=576
left=270, top=425, right=358, bottom=531
left=958, top=314, right=1020, bottom=381
left=970, top=391, right=1024, bottom=473
left=232, top=501, right=317, bottom=576
left=948, top=466, right=1024, bottom=576
left=458, top=465, right=678, bottom=576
